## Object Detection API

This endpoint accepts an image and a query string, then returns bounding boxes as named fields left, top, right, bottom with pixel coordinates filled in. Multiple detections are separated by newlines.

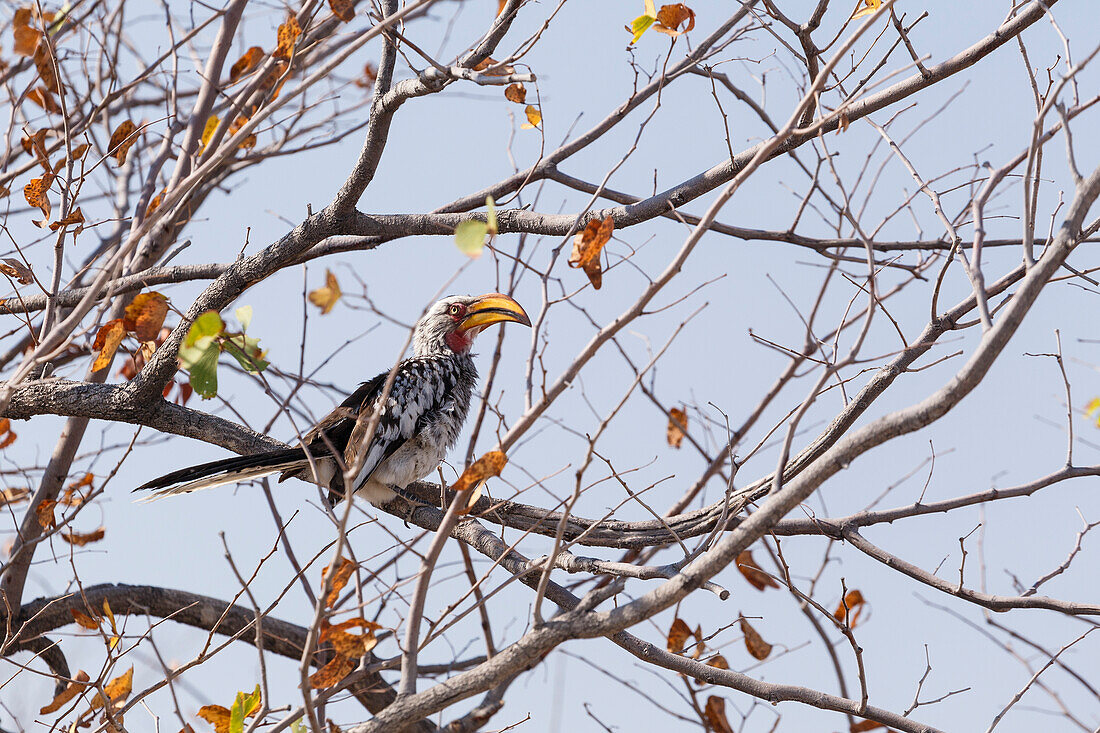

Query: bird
left=135, top=293, right=531, bottom=506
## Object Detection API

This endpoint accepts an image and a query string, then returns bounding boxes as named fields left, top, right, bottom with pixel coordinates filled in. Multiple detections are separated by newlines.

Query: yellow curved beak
left=458, top=293, right=531, bottom=334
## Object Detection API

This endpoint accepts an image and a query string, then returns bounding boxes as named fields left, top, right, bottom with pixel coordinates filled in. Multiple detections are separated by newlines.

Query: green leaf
left=235, top=304, right=253, bottom=332
left=185, top=310, right=224, bottom=348
left=223, top=334, right=269, bottom=374
left=485, top=195, right=498, bottom=235
left=290, top=719, right=307, bottom=733
left=181, top=341, right=220, bottom=399
left=629, top=13, right=656, bottom=44
left=454, top=219, right=488, bottom=258
left=229, top=684, right=261, bottom=733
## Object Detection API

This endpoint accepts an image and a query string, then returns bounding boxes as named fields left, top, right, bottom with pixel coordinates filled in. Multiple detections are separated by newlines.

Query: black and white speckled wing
left=332, top=356, right=475, bottom=503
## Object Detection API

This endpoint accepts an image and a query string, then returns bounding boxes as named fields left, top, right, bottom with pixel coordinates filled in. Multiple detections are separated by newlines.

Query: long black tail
left=134, top=447, right=317, bottom=502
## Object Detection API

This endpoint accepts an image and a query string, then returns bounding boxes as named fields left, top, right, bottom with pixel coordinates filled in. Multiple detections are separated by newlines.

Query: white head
left=413, top=293, right=531, bottom=357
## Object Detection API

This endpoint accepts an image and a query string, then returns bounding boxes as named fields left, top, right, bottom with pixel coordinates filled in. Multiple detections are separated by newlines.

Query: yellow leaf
left=1085, top=397, right=1100, bottom=417
left=200, top=115, right=220, bottom=152
left=102, top=598, right=117, bottom=634
left=198, top=705, right=231, bottom=733
left=92, top=319, right=126, bottom=372
left=273, top=14, right=301, bottom=60
left=452, top=450, right=507, bottom=494
left=308, top=269, right=341, bottom=314
left=40, top=670, right=90, bottom=714
left=88, top=667, right=132, bottom=711
left=627, top=13, right=656, bottom=45
left=520, top=105, right=541, bottom=130
left=851, top=0, right=882, bottom=20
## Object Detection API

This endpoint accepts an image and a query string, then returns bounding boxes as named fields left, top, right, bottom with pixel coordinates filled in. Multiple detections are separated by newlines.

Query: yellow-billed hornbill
left=135, top=293, right=530, bottom=506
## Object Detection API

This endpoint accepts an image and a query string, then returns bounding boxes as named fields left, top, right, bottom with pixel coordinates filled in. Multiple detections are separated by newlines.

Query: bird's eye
left=449, top=304, right=462, bottom=316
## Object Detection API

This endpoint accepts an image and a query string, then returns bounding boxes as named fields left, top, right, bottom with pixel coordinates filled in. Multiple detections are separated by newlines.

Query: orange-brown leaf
left=704, top=696, right=734, bottom=733
left=353, top=61, right=377, bottom=89
left=739, top=617, right=772, bottom=660
left=146, top=189, right=165, bottom=218
left=452, top=450, right=507, bottom=495
left=707, top=654, right=729, bottom=671
left=92, top=319, right=126, bottom=372
left=329, top=0, right=354, bottom=22
left=197, top=705, right=231, bottom=733
left=259, top=60, right=289, bottom=97
left=274, top=14, right=301, bottom=60
left=0, top=418, right=16, bottom=449
left=13, top=8, right=40, bottom=56
left=667, top=407, right=687, bottom=448
left=108, top=120, right=137, bottom=166
left=48, top=207, right=84, bottom=233
left=27, top=86, right=61, bottom=113
left=123, top=292, right=169, bottom=341
left=71, top=608, right=100, bottom=629
left=24, top=174, right=53, bottom=221
left=833, top=589, right=866, bottom=627
left=568, top=216, right=613, bottom=289
left=33, top=42, right=59, bottom=93
left=61, top=527, right=105, bottom=546
left=309, top=653, right=354, bottom=688
left=36, top=499, right=56, bottom=529
left=321, top=618, right=381, bottom=658
left=40, top=669, right=90, bottom=714
left=504, top=82, right=526, bottom=104
left=736, top=549, right=778, bottom=591
left=667, top=617, right=692, bottom=654
left=850, top=721, right=887, bottom=732
left=324, top=557, right=355, bottom=608
left=654, top=3, right=695, bottom=36
left=88, top=666, right=132, bottom=711
left=0, top=258, right=34, bottom=285
left=0, top=487, right=29, bottom=505
left=229, top=46, right=264, bottom=83
left=308, top=269, right=342, bottom=314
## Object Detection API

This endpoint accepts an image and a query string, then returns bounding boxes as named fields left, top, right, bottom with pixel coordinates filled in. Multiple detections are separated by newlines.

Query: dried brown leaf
left=736, top=549, right=779, bottom=591
left=329, top=0, right=355, bottom=22
left=739, top=617, right=772, bottom=660
left=197, top=705, right=230, bottom=733
left=568, top=216, right=613, bottom=289
left=23, top=173, right=53, bottom=221
left=91, top=319, right=126, bottom=372
left=70, top=608, right=100, bottom=629
left=108, top=120, right=137, bottom=166
left=273, top=14, right=301, bottom=60
left=833, top=589, right=866, bottom=626
left=36, top=499, right=56, bottom=528
left=27, top=86, right=61, bottom=113
left=321, top=618, right=381, bottom=658
left=850, top=721, right=887, bottom=732
left=667, top=617, right=692, bottom=654
left=353, top=61, right=377, bottom=89
left=0, top=487, right=29, bottom=505
left=653, top=3, right=695, bottom=36
left=703, top=695, right=734, bottom=733
left=667, top=407, right=687, bottom=448
left=324, top=557, right=355, bottom=608
left=33, top=41, right=59, bottom=93
left=309, top=653, right=355, bottom=688
left=13, top=8, right=40, bottom=56
left=61, top=527, right=105, bottom=546
left=504, top=82, right=526, bottom=104
left=229, top=46, right=264, bottom=83
left=88, top=667, right=132, bottom=712
left=0, top=258, right=33, bottom=285
left=40, top=670, right=90, bottom=714
left=48, top=207, right=84, bottom=234
left=123, top=292, right=169, bottom=341
left=452, top=450, right=507, bottom=495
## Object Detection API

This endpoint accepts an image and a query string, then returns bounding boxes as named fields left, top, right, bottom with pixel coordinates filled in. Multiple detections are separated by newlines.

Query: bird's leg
left=389, top=484, right=433, bottom=507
